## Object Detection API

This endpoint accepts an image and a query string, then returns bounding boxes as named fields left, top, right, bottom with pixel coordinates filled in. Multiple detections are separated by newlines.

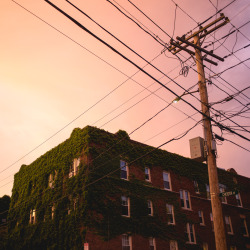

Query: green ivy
left=8, top=126, right=238, bottom=249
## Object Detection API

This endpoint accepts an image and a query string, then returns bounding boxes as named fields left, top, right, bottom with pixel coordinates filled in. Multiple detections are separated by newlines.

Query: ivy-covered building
left=8, top=126, right=250, bottom=250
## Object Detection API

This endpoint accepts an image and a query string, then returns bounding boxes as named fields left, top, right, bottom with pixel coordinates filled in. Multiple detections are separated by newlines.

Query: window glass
left=163, top=172, right=171, bottom=190
left=122, top=234, right=131, bottom=250
left=120, top=160, right=128, bottom=180
left=225, top=216, right=233, bottom=233
left=166, top=204, right=174, bottom=224
left=121, top=196, right=129, bottom=216
left=145, top=167, right=151, bottom=181
left=148, top=200, right=153, bottom=216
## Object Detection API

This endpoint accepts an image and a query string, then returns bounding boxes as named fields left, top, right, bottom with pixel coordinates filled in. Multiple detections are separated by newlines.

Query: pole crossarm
left=168, top=13, right=229, bottom=65
left=176, top=36, right=224, bottom=61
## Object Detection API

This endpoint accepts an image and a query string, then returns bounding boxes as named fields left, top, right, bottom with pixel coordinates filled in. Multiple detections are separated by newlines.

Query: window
left=69, top=158, right=80, bottom=177
left=73, top=158, right=80, bottom=175
left=149, top=237, right=156, bottom=250
left=145, top=167, right=151, bottom=182
left=121, top=196, right=130, bottom=217
left=194, top=180, right=200, bottom=193
left=186, top=223, right=196, bottom=243
left=235, top=193, right=242, bottom=207
left=180, top=190, right=191, bottom=209
left=210, top=213, right=214, bottom=231
left=48, top=170, right=57, bottom=188
left=206, top=184, right=210, bottom=199
left=30, top=209, right=36, bottom=224
left=148, top=200, right=153, bottom=216
left=225, top=216, right=233, bottom=234
left=203, top=242, right=208, bottom=250
left=166, top=204, right=175, bottom=224
left=170, top=240, right=178, bottom=250
left=163, top=172, right=171, bottom=190
left=219, top=184, right=227, bottom=203
left=198, top=211, right=205, bottom=225
left=51, top=205, right=55, bottom=219
left=240, top=215, right=249, bottom=237
left=122, top=234, right=131, bottom=250
left=120, top=160, right=128, bottom=180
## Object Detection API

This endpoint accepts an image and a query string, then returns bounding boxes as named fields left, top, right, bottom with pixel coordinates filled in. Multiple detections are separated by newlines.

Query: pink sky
left=0, top=0, right=250, bottom=197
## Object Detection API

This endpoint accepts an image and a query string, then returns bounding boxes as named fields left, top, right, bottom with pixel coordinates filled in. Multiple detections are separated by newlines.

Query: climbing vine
left=7, top=126, right=239, bottom=249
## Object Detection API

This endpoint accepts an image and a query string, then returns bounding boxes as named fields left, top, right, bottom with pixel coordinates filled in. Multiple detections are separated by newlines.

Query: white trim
left=163, top=172, right=172, bottom=190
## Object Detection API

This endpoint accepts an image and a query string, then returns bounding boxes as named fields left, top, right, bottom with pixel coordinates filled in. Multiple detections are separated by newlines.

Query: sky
left=0, top=0, right=250, bottom=197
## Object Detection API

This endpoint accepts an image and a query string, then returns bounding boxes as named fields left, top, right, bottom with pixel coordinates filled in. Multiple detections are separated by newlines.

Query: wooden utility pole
left=169, top=14, right=229, bottom=250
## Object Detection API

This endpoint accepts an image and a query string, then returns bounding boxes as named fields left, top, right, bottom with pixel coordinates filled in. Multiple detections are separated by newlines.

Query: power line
left=211, top=58, right=250, bottom=77
left=45, top=0, right=250, bottom=142
left=0, top=119, right=201, bottom=226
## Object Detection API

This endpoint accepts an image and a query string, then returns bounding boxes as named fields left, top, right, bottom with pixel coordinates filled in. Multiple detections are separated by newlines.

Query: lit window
left=186, top=223, right=196, bottom=243
left=121, top=196, right=130, bottom=217
left=240, top=215, right=249, bottom=237
left=120, top=160, right=129, bottom=180
left=170, top=240, right=178, bottom=250
left=122, top=234, right=131, bottom=250
left=145, top=167, right=151, bottom=182
left=194, top=181, right=200, bottom=193
left=219, top=184, right=227, bottom=203
left=235, top=193, right=242, bottom=207
left=180, top=190, right=191, bottom=209
left=225, top=216, right=233, bottom=234
left=203, top=242, right=208, bottom=250
left=148, top=200, right=153, bottom=216
left=163, top=172, right=171, bottom=190
left=210, top=213, right=214, bottom=231
left=30, top=209, right=36, bottom=224
left=198, top=211, right=205, bottom=225
left=166, top=204, right=175, bottom=224
left=149, top=237, right=156, bottom=250
left=206, top=184, right=210, bottom=199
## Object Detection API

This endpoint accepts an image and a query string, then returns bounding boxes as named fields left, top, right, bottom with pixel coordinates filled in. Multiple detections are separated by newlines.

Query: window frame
left=147, top=200, right=153, bottom=216
left=235, top=193, right=242, bottom=207
left=186, top=223, right=196, bottom=244
left=210, top=213, right=214, bottom=231
left=166, top=203, right=175, bottom=225
left=121, top=196, right=130, bottom=217
left=30, top=209, right=36, bottom=224
left=180, top=190, right=191, bottom=210
left=170, top=240, right=178, bottom=250
left=194, top=180, right=200, bottom=193
left=240, top=215, right=249, bottom=237
left=120, top=160, right=129, bottom=180
left=219, top=184, right=227, bottom=203
left=163, top=171, right=172, bottom=190
left=149, top=237, right=156, bottom=250
left=122, top=234, right=132, bottom=250
left=206, top=184, right=211, bottom=199
left=225, top=215, right=233, bottom=234
left=145, top=167, right=151, bottom=182
left=198, top=210, right=205, bottom=225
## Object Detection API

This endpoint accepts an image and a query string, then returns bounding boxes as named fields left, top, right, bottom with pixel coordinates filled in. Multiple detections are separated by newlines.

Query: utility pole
left=169, top=14, right=229, bottom=250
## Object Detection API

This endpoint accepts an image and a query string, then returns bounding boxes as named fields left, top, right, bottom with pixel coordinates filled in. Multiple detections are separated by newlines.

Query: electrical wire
left=0, top=119, right=201, bottom=222
left=211, top=58, right=250, bottom=77
left=45, top=0, right=250, bottom=142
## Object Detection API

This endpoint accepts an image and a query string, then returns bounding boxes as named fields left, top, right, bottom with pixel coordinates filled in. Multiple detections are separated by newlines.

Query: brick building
left=8, top=126, right=250, bottom=249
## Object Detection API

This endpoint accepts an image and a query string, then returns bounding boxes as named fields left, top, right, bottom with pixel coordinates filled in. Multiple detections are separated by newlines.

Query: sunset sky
left=1, top=0, right=250, bottom=197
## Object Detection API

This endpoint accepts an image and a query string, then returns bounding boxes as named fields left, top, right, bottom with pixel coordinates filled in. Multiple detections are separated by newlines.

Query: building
left=8, top=126, right=250, bottom=249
